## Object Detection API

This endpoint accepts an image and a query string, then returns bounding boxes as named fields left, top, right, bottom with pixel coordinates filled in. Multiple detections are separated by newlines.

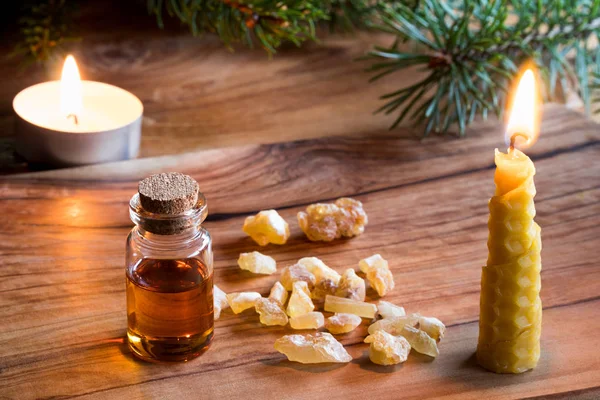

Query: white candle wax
left=14, top=80, right=141, bottom=133
left=13, top=80, right=143, bottom=166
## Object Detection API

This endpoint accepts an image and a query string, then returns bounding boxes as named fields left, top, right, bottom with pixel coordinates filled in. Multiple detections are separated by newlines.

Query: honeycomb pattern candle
left=477, top=69, right=542, bottom=374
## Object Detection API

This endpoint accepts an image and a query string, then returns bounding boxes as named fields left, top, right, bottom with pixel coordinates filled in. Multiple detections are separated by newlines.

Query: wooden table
left=1, top=103, right=599, bottom=399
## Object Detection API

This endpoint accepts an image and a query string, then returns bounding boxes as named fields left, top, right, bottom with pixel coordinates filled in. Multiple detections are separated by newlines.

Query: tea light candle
left=13, top=55, right=143, bottom=166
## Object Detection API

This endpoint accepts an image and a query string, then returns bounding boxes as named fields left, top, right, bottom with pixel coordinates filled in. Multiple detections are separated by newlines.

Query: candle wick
left=509, top=132, right=529, bottom=151
left=67, top=114, right=79, bottom=125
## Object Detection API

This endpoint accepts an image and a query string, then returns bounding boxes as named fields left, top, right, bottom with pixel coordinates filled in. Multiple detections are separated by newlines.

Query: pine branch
left=11, top=0, right=79, bottom=67
left=327, top=0, right=388, bottom=32
left=327, top=0, right=419, bottom=33
left=364, top=0, right=600, bottom=136
left=591, top=72, right=600, bottom=114
left=147, top=0, right=328, bottom=54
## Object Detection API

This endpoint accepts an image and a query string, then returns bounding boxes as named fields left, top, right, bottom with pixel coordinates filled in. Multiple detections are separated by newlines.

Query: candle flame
left=60, top=55, right=83, bottom=121
left=505, top=68, right=539, bottom=149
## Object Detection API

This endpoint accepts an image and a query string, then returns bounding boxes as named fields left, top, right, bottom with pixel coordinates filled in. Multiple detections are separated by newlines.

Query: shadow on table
left=259, top=358, right=347, bottom=374
left=438, top=351, right=544, bottom=391
left=351, top=350, right=408, bottom=374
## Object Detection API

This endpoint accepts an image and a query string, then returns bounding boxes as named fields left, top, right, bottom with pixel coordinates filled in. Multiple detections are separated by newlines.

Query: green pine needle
left=147, top=0, right=328, bottom=54
left=364, top=0, right=600, bottom=136
left=326, top=0, right=411, bottom=32
left=11, top=0, right=79, bottom=68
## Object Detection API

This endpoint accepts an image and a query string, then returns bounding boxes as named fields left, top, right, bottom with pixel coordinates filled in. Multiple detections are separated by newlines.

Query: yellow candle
left=477, top=69, right=542, bottom=374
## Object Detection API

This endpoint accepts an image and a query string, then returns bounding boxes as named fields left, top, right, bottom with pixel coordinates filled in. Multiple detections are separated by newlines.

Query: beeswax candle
left=477, top=69, right=542, bottom=374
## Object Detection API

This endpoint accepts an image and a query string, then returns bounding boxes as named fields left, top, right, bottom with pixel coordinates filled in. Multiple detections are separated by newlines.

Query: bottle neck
left=135, top=225, right=202, bottom=243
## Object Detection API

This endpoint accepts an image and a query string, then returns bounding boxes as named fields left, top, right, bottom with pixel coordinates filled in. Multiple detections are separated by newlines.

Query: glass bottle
left=125, top=191, right=213, bottom=362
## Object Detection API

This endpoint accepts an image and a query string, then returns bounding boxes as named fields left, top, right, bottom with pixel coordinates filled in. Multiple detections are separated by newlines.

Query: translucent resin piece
left=297, top=197, right=368, bottom=242
left=311, top=279, right=338, bottom=307
left=324, top=295, right=376, bottom=319
left=242, top=210, right=290, bottom=246
left=268, top=281, right=288, bottom=306
left=298, top=257, right=341, bottom=284
left=325, top=313, right=362, bottom=334
left=377, top=301, right=406, bottom=319
left=335, top=269, right=366, bottom=301
left=237, top=251, right=277, bottom=275
left=274, top=332, right=352, bottom=363
left=280, top=263, right=316, bottom=291
left=226, top=292, right=262, bottom=314
left=214, top=284, right=229, bottom=320
left=287, top=281, right=315, bottom=318
left=290, top=312, right=325, bottom=330
left=368, top=314, right=420, bottom=335
left=418, top=316, right=446, bottom=341
left=296, top=257, right=340, bottom=306
left=401, top=325, right=439, bottom=358
left=358, top=253, right=388, bottom=274
left=358, top=254, right=395, bottom=297
left=367, top=268, right=395, bottom=297
left=364, top=331, right=411, bottom=366
left=255, top=297, right=289, bottom=326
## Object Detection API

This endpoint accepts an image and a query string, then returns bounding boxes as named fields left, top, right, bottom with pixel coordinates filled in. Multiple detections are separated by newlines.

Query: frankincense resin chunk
left=255, top=297, right=289, bottom=326
left=237, top=251, right=277, bottom=275
left=297, top=257, right=341, bottom=305
left=311, top=279, right=339, bottom=307
left=298, top=257, right=341, bottom=284
left=290, top=312, right=325, bottom=330
left=268, top=281, right=288, bottom=306
left=364, top=331, right=411, bottom=366
left=377, top=301, right=406, bottom=319
left=324, top=295, right=377, bottom=319
left=401, top=325, right=440, bottom=357
left=367, top=268, right=395, bottom=297
left=214, top=285, right=229, bottom=320
left=335, top=269, right=366, bottom=301
left=358, top=254, right=395, bottom=297
left=287, top=281, right=315, bottom=318
left=280, top=263, right=316, bottom=291
left=418, top=316, right=446, bottom=341
left=368, top=314, right=420, bottom=335
left=242, top=210, right=290, bottom=246
left=226, top=292, right=262, bottom=314
left=325, top=313, right=362, bottom=334
left=297, top=197, right=368, bottom=242
left=358, top=253, right=388, bottom=274
left=274, top=332, right=352, bottom=363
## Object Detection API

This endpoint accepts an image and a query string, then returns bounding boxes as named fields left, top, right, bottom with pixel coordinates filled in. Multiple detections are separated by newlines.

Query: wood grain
left=0, top=104, right=599, bottom=399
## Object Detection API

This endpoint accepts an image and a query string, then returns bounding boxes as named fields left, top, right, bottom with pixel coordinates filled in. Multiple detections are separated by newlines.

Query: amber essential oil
left=126, top=258, right=214, bottom=362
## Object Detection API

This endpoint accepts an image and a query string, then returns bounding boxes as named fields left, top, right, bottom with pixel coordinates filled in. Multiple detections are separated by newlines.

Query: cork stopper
left=138, top=172, right=199, bottom=215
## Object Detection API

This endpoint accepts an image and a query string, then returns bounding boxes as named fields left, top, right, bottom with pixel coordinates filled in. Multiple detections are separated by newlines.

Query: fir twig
left=327, top=0, right=389, bottom=32
left=11, top=0, right=79, bottom=67
left=365, top=0, right=600, bottom=136
left=147, top=0, right=328, bottom=54
left=591, top=72, right=600, bottom=114
left=326, top=0, right=421, bottom=33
